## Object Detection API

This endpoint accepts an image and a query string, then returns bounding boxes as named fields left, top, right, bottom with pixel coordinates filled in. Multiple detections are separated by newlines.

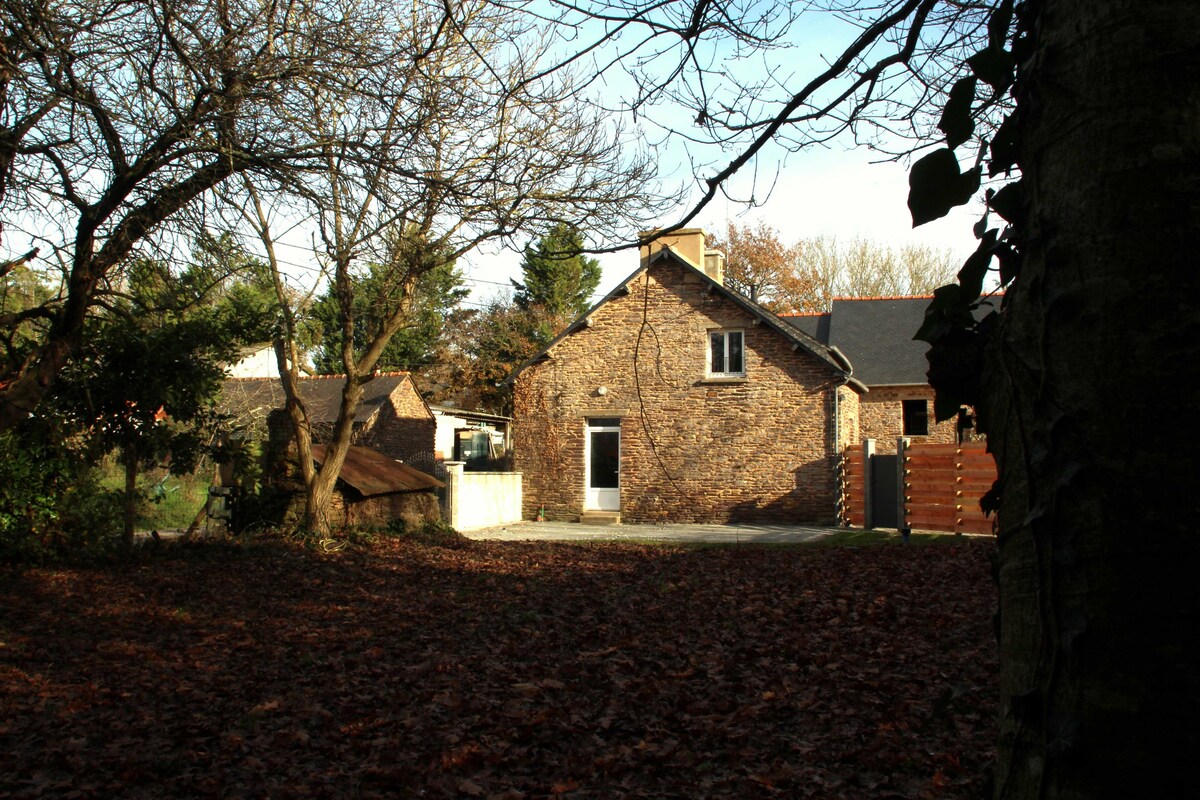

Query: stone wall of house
left=835, top=383, right=861, bottom=452
left=513, top=259, right=850, bottom=525
left=858, top=385, right=957, bottom=453
left=357, top=378, right=436, bottom=464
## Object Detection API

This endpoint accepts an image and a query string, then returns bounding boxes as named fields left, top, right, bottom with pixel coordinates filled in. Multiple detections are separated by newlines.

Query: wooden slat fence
left=903, top=440, right=996, bottom=535
left=840, top=440, right=996, bottom=535
left=839, top=446, right=866, bottom=528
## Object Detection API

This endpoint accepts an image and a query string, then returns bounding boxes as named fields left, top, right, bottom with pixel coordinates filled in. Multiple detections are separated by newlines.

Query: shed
left=311, top=444, right=444, bottom=529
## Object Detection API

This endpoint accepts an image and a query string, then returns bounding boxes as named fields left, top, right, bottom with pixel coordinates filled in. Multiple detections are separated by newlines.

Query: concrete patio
left=462, top=520, right=845, bottom=543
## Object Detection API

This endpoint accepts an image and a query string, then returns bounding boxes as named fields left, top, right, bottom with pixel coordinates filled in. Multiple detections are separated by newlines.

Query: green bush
left=142, top=471, right=210, bottom=530
left=0, top=426, right=122, bottom=564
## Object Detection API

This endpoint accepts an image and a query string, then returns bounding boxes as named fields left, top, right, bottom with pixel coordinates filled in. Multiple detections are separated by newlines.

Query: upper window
left=708, top=329, right=745, bottom=377
left=902, top=399, right=929, bottom=436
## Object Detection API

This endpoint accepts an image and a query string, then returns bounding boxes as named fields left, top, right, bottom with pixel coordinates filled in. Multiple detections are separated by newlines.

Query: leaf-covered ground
left=0, top=538, right=997, bottom=798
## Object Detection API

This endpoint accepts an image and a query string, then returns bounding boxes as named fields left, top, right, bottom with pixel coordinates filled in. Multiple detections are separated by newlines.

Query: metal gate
left=869, top=453, right=899, bottom=528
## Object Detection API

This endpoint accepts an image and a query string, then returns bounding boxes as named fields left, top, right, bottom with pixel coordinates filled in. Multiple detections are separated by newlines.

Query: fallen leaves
left=0, top=538, right=997, bottom=798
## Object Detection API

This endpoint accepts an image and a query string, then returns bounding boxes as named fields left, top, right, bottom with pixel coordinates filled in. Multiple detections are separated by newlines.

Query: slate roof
left=781, top=297, right=936, bottom=386
left=506, top=247, right=863, bottom=389
left=220, top=373, right=414, bottom=430
left=310, top=445, right=444, bottom=495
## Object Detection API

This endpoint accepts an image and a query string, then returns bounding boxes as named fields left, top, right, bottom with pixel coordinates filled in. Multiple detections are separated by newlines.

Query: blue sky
left=459, top=144, right=982, bottom=304
left=457, top=3, right=986, bottom=303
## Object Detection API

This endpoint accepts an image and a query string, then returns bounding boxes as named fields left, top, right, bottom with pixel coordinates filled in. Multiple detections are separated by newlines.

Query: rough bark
left=983, top=1, right=1200, bottom=797
left=301, top=375, right=364, bottom=535
left=122, top=448, right=139, bottom=552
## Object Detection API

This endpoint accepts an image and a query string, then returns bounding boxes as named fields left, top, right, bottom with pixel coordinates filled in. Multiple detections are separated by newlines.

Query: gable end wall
left=356, top=379, right=436, bottom=464
left=514, top=260, right=847, bottom=524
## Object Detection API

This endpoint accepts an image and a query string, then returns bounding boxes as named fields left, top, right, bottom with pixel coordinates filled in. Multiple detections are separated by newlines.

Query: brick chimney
left=704, top=249, right=725, bottom=286
left=639, top=228, right=724, bottom=285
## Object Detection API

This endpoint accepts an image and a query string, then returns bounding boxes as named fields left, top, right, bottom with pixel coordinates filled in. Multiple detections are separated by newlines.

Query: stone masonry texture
left=513, top=259, right=856, bottom=525
left=857, top=385, right=956, bottom=453
left=356, top=377, right=436, bottom=465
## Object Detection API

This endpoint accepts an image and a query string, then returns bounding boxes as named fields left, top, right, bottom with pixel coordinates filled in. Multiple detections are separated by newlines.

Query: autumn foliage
left=709, top=221, right=818, bottom=313
left=0, top=538, right=997, bottom=798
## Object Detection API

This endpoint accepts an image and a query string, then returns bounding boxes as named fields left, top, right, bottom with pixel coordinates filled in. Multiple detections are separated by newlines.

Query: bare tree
left=799, top=235, right=959, bottom=306
left=709, top=222, right=958, bottom=311
left=510, top=0, right=995, bottom=240
left=235, top=0, right=666, bottom=532
left=0, top=0, right=422, bottom=430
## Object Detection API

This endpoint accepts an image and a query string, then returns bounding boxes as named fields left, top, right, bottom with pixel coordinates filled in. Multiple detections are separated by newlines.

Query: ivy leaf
left=931, top=282, right=964, bottom=307
left=980, top=479, right=1002, bottom=515
left=988, top=112, right=1020, bottom=176
left=914, top=283, right=973, bottom=344
left=926, top=324, right=987, bottom=419
left=989, top=180, right=1025, bottom=224
left=995, top=243, right=1022, bottom=285
left=939, top=77, right=977, bottom=149
left=934, top=392, right=964, bottom=424
left=968, top=47, right=1014, bottom=93
left=973, top=196, right=993, bottom=238
left=988, top=0, right=1016, bottom=53
left=957, top=231, right=998, bottom=302
left=908, top=149, right=982, bottom=227
left=914, top=314, right=950, bottom=345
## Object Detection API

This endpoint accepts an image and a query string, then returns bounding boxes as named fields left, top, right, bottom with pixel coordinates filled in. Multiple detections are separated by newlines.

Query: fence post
left=897, top=437, right=911, bottom=536
left=443, top=461, right=465, bottom=529
left=862, top=439, right=876, bottom=529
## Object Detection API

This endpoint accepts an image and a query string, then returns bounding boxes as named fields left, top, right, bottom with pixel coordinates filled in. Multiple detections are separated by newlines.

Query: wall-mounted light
left=596, top=386, right=608, bottom=396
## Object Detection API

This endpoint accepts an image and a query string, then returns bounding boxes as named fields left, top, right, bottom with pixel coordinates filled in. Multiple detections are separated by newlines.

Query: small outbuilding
left=310, top=444, right=444, bottom=529
left=219, top=371, right=437, bottom=466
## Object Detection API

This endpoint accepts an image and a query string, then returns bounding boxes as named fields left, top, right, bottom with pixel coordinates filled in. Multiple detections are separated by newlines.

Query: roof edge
left=504, top=246, right=856, bottom=384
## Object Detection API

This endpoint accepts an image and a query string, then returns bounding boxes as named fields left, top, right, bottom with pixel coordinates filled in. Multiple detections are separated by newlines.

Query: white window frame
left=707, top=328, right=746, bottom=378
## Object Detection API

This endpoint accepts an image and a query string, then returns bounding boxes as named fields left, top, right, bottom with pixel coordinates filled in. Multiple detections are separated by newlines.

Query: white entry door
left=585, top=421, right=621, bottom=511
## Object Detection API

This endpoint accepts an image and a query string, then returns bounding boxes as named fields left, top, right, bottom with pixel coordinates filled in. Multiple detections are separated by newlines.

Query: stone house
left=507, top=229, right=866, bottom=525
left=219, top=372, right=436, bottom=466
left=781, top=298, right=975, bottom=453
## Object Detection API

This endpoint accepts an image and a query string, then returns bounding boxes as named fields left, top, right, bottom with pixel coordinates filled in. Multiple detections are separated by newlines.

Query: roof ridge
left=224, top=371, right=410, bottom=382
left=832, top=294, right=935, bottom=301
left=298, top=371, right=410, bottom=380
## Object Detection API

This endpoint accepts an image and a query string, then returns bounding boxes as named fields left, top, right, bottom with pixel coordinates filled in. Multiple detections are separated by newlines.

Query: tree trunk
left=270, top=339, right=364, bottom=536
left=300, top=374, right=364, bottom=535
left=984, top=1, right=1200, bottom=797
left=122, top=448, right=139, bottom=551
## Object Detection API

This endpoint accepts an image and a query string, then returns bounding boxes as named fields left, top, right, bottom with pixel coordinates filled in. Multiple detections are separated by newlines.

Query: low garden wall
left=444, top=463, right=523, bottom=531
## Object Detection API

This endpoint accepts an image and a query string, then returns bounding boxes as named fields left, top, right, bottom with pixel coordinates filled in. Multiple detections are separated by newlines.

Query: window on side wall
left=708, top=329, right=745, bottom=378
left=902, top=399, right=929, bottom=436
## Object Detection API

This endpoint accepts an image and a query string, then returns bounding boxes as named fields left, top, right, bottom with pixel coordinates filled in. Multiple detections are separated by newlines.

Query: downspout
left=828, top=346, right=855, bottom=458
left=826, top=346, right=867, bottom=526
left=829, top=346, right=853, bottom=527
left=834, top=377, right=842, bottom=456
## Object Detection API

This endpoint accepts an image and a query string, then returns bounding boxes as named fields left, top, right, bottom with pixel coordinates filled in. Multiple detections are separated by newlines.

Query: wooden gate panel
left=839, top=446, right=865, bottom=527
left=903, top=441, right=997, bottom=535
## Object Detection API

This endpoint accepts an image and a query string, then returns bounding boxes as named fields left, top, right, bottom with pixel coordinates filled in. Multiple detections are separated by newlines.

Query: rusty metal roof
left=310, top=445, right=444, bottom=497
